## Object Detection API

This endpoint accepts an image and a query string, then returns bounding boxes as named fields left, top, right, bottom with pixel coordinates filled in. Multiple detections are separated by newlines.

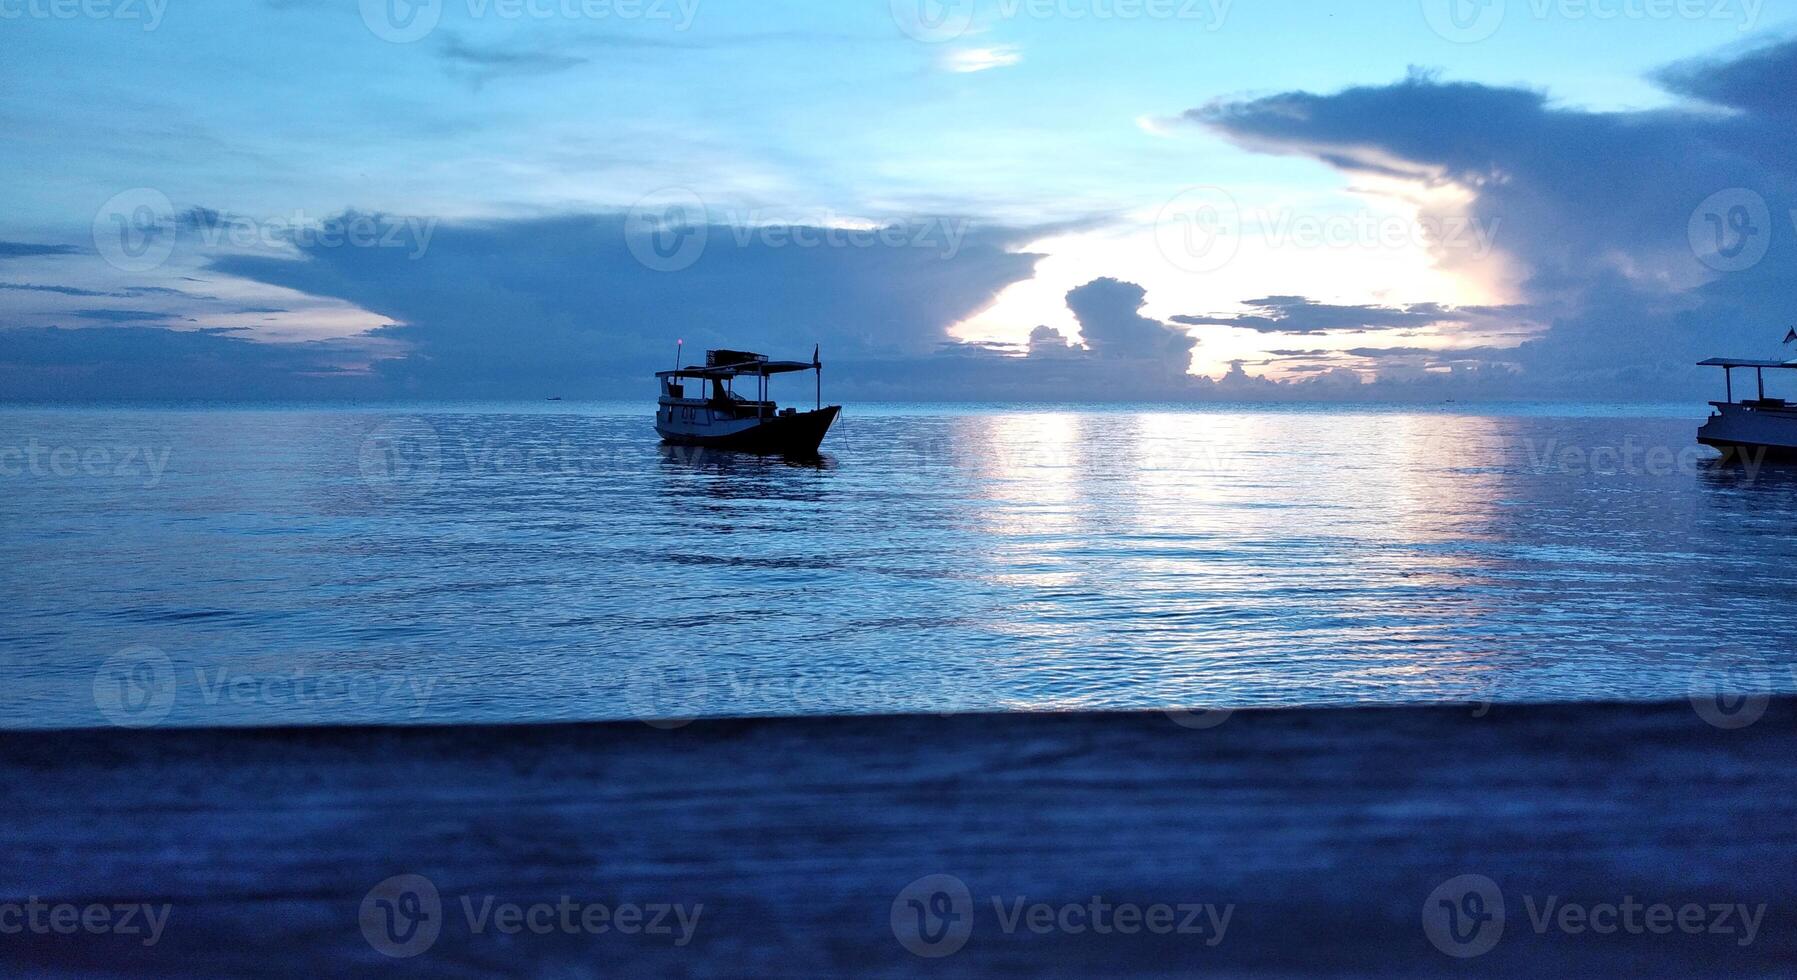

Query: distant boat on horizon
left=655, top=346, right=840, bottom=455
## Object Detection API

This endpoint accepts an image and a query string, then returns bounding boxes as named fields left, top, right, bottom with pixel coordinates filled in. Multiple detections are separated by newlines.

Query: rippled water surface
left=5, top=402, right=1796, bottom=728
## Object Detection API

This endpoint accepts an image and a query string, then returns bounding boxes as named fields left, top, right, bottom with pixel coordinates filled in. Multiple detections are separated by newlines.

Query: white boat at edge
left=1697, top=356, right=1797, bottom=460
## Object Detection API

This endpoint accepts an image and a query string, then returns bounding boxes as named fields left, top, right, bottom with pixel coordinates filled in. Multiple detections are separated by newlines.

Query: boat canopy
left=1698, top=358, right=1797, bottom=369
left=659, top=347, right=818, bottom=380
left=656, top=360, right=816, bottom=380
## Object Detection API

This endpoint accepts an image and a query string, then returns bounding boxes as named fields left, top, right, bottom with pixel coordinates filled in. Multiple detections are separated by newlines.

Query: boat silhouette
left=655, top=346, right=840, bottom=455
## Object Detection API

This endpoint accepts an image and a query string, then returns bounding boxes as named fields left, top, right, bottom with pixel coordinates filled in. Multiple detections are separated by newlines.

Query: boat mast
left=813, top=344, right=821, bottom=411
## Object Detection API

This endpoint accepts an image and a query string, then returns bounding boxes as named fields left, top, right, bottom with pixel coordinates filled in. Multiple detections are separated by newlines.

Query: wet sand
left=3, top=700, right=1792, bottom=976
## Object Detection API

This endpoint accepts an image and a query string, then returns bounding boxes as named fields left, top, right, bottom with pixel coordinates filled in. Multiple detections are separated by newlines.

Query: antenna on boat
left=675, top=339, right=683, bottom=373
left=813, top=343, right=821, bottom=411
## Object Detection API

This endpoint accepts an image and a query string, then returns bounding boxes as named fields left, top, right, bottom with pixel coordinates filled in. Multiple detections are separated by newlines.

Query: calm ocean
left=4, top=402, right=1792, bottom=729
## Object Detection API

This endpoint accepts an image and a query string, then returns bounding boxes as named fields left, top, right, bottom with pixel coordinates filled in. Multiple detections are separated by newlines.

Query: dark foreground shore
left=3, top=700, right=1793, bottom=977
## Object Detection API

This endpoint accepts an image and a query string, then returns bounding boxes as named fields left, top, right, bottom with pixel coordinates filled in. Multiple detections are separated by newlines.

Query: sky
left=2, top=0, right=1795, bottom=399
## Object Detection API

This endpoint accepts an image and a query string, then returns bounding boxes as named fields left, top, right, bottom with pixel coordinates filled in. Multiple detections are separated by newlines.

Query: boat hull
left=1697, top=402, right=1797, bottom=463
left=657, top=405, right=840, bottom=455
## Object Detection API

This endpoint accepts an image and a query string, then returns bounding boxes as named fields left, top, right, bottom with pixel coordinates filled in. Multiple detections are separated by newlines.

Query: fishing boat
left=655, top=345, right=840, bottom=455
left=1696, top=356, right=1797, bottom=460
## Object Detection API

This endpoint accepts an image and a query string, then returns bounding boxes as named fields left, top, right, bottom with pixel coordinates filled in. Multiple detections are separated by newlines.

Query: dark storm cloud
left=207, top=211, right=1048, bottom=399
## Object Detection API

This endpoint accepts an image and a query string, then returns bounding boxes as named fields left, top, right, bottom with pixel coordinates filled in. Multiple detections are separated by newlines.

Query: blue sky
left=2, top=0, right=1795, bottom=398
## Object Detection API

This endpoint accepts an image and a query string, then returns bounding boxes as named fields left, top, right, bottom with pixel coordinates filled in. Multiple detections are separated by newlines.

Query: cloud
left=940, top=46, right=1022, bottom=73
left=0, top=283, right=117, bottom=297
left=202, top=210, right=1047, bottom=398
left=0, top=242, right=80, bottom=259
left=1064, top=277, right=1196, bottom=365
left=1028, top=324, right=1080, bottom=357
left=66, top=309, right=181, bottom=323
left=1652, top=38, right=1797, bottom=119
left=1191, top=37, right=1797, bottom=397
left=436, top=32, right=597, bottom=85
left=1173, top=296, right=1473, bottom=335
left=0, top=326, right=369, bottom=400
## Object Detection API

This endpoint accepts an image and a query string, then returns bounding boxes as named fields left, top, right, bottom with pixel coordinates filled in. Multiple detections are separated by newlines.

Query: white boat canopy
left=656, top=360, right=816, bottom=380
left=1698, top=357, right=1797, bottom=403
left=1698, top=358, right=1797, bottom=368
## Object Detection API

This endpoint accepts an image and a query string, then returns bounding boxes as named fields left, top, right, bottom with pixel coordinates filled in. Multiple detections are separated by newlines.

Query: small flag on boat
left=1784, top=328, right=1797, bottom=345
